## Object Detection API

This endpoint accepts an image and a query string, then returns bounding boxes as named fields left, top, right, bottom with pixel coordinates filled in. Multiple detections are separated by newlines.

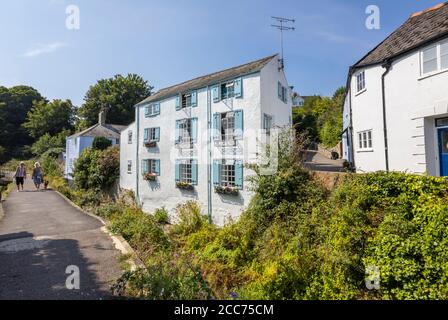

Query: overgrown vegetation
left=71, top=130, right=446, bottom=301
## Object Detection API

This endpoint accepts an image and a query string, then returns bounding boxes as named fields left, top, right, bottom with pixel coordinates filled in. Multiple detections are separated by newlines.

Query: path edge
left=53, top=189, right=145, bottom=270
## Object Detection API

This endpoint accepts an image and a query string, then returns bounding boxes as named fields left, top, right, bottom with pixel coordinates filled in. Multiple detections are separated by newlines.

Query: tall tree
left=24, top=99, right=75, bottom=138
left=0, top=86, right=45, bottom=159
left=77, top=74, right=153, bottom=129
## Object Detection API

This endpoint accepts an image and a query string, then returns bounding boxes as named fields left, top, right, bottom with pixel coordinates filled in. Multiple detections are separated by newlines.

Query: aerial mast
left=271, top=16, right=295, bottom=70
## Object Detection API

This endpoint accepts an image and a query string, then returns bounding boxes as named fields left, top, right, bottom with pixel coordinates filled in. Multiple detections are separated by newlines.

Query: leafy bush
left=171, top=201, right=209, bottom=236
left=154, top=207, right=170, bottom=224
left=74, top=146, right=119, bottom=191
left=92, top=137, right=112, bottom=151
left=31, top=130, right=70, bottom=156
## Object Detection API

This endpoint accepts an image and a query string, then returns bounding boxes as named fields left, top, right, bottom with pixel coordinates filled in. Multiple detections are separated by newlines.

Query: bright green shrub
left=154, top=207, right=170, bottom=224
left=92, top=136, right=112, bottom=151
left=171, top=201, right=209, bottom=236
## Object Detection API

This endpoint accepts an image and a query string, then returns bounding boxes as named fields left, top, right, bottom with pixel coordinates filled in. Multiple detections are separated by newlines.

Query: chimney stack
left=99, top=110, right=106, bottom=126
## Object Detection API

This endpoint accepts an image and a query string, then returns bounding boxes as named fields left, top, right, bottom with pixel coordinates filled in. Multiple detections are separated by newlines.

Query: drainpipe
left=348, top=69, right=356, bottom=169
left=135, top=105, right=141, bottom=206
left=381, top=60, right=392, bottom=172
left=206, top=86, right=213, bottom=223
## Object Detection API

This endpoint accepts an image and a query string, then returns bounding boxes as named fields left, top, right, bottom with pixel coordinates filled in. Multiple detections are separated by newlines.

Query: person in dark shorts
left=13, top=162, right=27, bottom=192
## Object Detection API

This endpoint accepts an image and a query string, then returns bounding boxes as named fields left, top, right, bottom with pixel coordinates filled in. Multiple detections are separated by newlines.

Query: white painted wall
left=348, top=36, right=448, bottom=176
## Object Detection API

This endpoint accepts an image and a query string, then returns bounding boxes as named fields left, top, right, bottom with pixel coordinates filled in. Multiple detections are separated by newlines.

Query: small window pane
left=422, top=46, right=438, bottom=74
left=441, top=41, right=448, bottom=70
left=359, top=133, right=362, bottom=149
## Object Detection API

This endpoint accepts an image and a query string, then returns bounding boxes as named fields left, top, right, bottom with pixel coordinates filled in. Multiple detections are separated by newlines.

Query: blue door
left=438, top=128, right=448, bottom=176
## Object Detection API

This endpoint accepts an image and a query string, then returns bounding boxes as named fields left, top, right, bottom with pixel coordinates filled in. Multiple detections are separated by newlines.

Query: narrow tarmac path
left=0, top=179, right=123, bottom=300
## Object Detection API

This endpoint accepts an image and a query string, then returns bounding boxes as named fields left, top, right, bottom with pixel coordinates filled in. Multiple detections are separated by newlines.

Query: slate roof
left=69, top=124, right=126, bottom=139
left=355, top=2, right=448, bottom=68
left=138, top=54, right=278, bottom=105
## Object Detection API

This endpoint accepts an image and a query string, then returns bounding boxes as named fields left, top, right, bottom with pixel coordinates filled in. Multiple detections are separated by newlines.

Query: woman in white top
left=13, top=162, right=27, bottom=192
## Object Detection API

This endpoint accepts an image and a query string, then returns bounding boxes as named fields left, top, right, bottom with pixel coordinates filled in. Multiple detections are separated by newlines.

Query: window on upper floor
left=221, top=81, right=235, bottom=100
left=143, top=127, right=160, bottom=146
left=127, top=160, right=132, bottom=174
left=356, top=71, right=366, bottom=93
left=212, top=78, right=242, bottom=103
left=176, top=91, right=197, bottom=110
left=175, top=118, right=198, bottom=145
left=358, top=130, right=373, bottom=150
left=212, top=110, right=243, bottom=145
left=421, top=40, right=448, bottom=76
left=263, top=114, right=273, bottom=136
left=144, top=103, right=160, bottom=117
left=128, top=131, right=133, bottom=144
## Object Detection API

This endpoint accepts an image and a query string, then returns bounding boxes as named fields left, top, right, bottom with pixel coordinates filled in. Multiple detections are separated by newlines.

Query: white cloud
left=22, top=42, right=68, bottom=58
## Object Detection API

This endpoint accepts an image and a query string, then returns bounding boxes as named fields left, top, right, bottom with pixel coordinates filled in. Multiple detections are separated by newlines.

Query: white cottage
left=120, top=54, right=293, bottom=225
left=343, top=3, right=448, bottom=176
left=65, top=112, right=126, bottom=179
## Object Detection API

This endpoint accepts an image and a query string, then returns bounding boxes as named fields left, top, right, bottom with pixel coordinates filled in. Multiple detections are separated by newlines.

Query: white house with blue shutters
left=65, top=112, right=126, bottom=180
left=119, top=54, right=293, bottom=225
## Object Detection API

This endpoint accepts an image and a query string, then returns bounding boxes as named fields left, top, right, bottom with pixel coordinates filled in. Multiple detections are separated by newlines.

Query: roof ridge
left=410, top=2, right=447, bottom=18
left=152, top=54, right=277, bottom=95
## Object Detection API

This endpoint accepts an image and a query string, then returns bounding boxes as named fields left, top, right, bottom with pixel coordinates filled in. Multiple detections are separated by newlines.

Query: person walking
left=13, top=162, right=27, bottom=192
left=32, top=162, right=44, bottom=190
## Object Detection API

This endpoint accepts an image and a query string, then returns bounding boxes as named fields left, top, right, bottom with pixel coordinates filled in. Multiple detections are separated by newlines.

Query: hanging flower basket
left=176, top=181, right=194, bottom=190
left=143, top=172, right=157, bottom=181
left=215, top=185, right=239, bottom=195
left=144, top=140, right=158, bottom=148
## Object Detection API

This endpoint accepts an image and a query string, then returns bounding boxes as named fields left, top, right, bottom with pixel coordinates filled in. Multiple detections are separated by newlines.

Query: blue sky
left=0, top=0, right=443, bottom=106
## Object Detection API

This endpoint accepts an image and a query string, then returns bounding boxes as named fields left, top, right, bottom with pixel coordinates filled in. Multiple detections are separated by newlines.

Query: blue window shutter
left=191, top=159, right=198, bottom=185
left=234, top=110, right=244, bottom=140
left=155, top=160, right=160, bottom=176
left=154, top=127, right=160, bottom=142
left=213, top=113, right=221, bottom=141
left=144, top=105, right=150, bottom=117
left=191, top=91, right=197, bottom=107
left=144, top=128, right=149, bottom=142
left=235, top=160, right=243, bottom=190
left=212, top=85, right=220, bottom=103
left=154, top=103, right=160, bottom=115
left=141, top=159, right=149, bottom=174
left=175, top=160, right=180, bottom=182
left=234, top=77, right=242, bottom=98
left=175, top=120, right=181, bottom=144
left=175, top=95, right=181, bottom=111
left=213, top=160, right=221, bottom=186
left=191, top=118, right=198, bottom=143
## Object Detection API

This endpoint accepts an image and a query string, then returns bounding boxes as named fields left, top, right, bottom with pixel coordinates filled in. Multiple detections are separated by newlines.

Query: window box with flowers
left=143, top=172, right=157, bottom=181
left=214, top=185, right=239, bottom=196
left=144, top=140, right=158, bottom=148
left=176, top=181, right=194, bottom=190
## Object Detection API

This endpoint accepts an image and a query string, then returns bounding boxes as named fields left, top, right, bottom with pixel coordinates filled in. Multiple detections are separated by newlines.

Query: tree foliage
left=73, top=146, right=120, bottom=191
left=293, top=87, right=345, bottom=148
left=0, top=86, right=45, bottom=160
left=30, top=129, right=71, bottom=156
left=24, top=99, right=74, bottom=138
left=77, top=74, right=153, bottom=129
left=92, top=137, right=112, bottom=151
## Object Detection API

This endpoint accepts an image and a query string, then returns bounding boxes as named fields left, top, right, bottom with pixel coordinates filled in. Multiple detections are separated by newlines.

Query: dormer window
left=356, top=71, right=366, bottom=93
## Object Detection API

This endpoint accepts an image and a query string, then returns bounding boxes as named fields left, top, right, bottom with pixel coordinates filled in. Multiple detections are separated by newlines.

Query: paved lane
left=0, top=180, right=123, bottom=300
